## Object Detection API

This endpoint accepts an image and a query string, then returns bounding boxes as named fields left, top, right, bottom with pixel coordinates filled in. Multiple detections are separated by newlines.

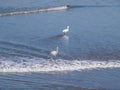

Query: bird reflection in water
left=62, top=34, right=69, bottom=41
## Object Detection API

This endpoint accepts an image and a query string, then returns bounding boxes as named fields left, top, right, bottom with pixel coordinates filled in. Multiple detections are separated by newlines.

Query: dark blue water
left=0, top=0, right=120, bottom=90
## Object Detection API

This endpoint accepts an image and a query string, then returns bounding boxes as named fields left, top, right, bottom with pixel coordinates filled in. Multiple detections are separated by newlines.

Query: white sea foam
left=0, top=57, right=120, bottom=73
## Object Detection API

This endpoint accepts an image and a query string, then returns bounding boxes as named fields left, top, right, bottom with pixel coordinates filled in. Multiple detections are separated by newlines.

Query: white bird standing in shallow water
left=49, top=47, right=59, bottom=63
left=50, top=47, right=59, bottom=58
left=62, top=26, right=69, bottom=35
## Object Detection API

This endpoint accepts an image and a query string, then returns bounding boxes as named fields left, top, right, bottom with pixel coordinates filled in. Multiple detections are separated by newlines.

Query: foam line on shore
left=0, top=57, right=120, bottom=73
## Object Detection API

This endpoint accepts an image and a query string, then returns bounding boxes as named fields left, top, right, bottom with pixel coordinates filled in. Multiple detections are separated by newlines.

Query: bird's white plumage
left=62, top=26, right=69, bottom=34
left=50, top=47, right=59, bottom=57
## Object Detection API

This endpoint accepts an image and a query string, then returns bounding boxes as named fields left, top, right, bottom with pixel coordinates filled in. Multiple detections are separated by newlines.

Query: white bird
left=50, top=47, right=59, bottom=57
left=62, top=26, right=69, bottom=35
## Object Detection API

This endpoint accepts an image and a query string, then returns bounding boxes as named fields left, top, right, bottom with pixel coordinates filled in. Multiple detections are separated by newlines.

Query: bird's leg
left=50, top=57, right=53, bottom=60
left=49, top=57, right=55, bottom=64
left=54, top=55, right=58, bottom=63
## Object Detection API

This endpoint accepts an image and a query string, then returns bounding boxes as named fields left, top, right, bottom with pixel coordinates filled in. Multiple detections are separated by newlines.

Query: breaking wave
left=0, top=57, right=120, bottom=73
left=0, top=6, right=68, bottom=17
left=0, top=5, right=120, bottom=17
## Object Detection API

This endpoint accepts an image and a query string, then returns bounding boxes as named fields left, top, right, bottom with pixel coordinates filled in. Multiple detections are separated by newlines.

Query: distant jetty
left=0, top=5, right=69, bottom=17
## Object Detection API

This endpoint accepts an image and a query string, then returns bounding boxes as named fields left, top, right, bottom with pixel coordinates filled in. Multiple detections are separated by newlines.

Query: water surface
left=0, top=0, right=120, bottom=90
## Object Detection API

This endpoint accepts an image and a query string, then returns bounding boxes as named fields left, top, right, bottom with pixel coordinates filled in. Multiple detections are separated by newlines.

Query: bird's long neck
left=67, top=26, right=69, bottom=29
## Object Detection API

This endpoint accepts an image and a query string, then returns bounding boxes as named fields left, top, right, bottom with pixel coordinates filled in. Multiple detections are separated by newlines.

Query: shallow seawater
left=0, top=0, right=120, bottom=90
